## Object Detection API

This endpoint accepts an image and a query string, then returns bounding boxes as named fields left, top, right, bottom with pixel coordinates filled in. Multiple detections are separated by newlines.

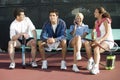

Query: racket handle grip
left=93, top=31, right=96, bottom=40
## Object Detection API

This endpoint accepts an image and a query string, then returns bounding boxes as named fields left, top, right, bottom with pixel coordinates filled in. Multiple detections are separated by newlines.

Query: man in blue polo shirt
left=38, top=9, right=67, bottom=70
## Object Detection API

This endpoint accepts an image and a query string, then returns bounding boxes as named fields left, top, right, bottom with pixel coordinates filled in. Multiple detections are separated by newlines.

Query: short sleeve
left=84, top=25, right=89, bottom=34
left=69, top=25, right=74, bottom=33
left=10, top=23, right=16, bottom=39
left=26, top=17, right=36, bottom=31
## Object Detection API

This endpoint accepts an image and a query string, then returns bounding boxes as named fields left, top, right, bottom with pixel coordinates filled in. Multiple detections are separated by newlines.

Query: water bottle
left=105, top=54, right=116, bottom=70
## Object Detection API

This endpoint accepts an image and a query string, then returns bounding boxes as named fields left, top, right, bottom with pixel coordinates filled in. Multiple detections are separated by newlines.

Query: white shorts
left=45, top=41, right=62, bottom=51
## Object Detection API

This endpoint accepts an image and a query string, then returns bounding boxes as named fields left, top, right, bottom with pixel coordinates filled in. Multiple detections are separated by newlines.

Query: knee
left=84, top=41, right=90, bottom=46
left=8, top=41, right=14, bottom=47
left=8, top=41, right=14, bottom=53
left=61, top=40, right=66, bottom=47
left=94, top=47, right=99, bottom=53
left=75, top=36, right=81, bottom=41
left=31, top=40, right=36, bottom=47
left=38, top=41, right=44, bottom=48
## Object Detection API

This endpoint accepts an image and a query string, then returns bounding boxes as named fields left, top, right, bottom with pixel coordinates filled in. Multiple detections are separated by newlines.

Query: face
left=16, top=12, right=25, bottom=21
left=49, top=12, right=58, bottom=23
left=94, top=9, right=101, bottom=18
left=75, top=15, right=83, bottom=24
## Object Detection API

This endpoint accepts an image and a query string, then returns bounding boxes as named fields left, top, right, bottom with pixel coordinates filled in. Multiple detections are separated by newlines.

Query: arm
left=11, top=34, right=22, bottom=41
left=91, top=22, right=96, bottom=40
left=32, top=30, right=37, bottom=40
left=40, top=23, right=48, bottom=41
left=27, top=17, right=37, bottom=40
left=10, top=23, right=22, bottom=41
left=70, top=25, right=77, bottom=36
left=81, top=25, right=89, bottom=38
left=55, top=21, right=66, bottom=41
left=81, top=32, right=88, bottom=38
left=70, top=20, right=78, bottom=36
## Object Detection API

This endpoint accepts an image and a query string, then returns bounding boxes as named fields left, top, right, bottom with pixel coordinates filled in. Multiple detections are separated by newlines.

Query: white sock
left=89, top=57, right=94, bottom=62
left=94, top=64, right=99, bottom=68
left=73, top=64, right=77, bottom=66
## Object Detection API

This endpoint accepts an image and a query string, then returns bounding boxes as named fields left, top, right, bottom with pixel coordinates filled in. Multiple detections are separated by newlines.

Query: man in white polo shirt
left=8, top=8, right=37, bottom=69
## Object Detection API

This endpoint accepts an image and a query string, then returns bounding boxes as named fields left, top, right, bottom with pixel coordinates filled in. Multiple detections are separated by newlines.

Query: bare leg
left=60, top=40, right=67, bottom=70
left=84, top=41, right=93, bottom=59
left=38, top=41, right=46, bottom=60
left=70, top=36, right=81, bottom=72
left=8, top=40, right=21, bottom=63
left=94, top=42, right=109, bottom=66
left=94, top=46, right=100, bottom=66
left=70, top=36, right=82, bottom=64
left=60, top=40, right=67, bottom=60
left=27, top=39, right=37, bottom=61
left=8, top=41, right=15, bottom=63
left=74, top=36, right=82, bottom=63
left=91, top=41, right=109, bottom=74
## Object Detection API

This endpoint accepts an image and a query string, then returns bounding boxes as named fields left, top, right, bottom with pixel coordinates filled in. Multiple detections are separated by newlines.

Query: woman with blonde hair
left=69, top=13, right=94, bottom=72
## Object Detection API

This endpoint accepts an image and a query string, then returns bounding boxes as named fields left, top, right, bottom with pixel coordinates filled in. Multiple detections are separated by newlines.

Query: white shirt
left=10, top=17, right=35, bottom=39
left=52, top=24, right=57, bottom=33
left=97, top=23, right=113, bottom=41
left=97, top=22, right=114, bottom=49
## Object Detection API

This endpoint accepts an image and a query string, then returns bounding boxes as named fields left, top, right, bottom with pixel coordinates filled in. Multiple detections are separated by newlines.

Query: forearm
left=12, top=34, right=21, bottom=40
left=55, top=35, right=66, bottom=41
left=70, top=25, right=77, bottom=36
left=81, top=32, right=87, bottom=38
left=92, top=29, right=96, bottom=40
left=32, top=30, right=37, bottom=40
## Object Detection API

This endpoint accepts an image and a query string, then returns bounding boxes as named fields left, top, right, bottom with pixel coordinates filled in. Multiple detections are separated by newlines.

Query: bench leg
left=21, top=45, right=26, bottom=68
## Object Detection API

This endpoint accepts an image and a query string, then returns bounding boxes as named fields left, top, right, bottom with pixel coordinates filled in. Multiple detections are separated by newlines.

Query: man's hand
left=47, top=37, right=55, bottom=44
left=23, top=33, right=30, bottom=39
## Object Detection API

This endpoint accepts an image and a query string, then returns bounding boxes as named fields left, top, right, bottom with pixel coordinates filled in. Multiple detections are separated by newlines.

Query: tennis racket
left=83, top=38, right=119, bottom=53
left=21, top=35, right=26, bottom=68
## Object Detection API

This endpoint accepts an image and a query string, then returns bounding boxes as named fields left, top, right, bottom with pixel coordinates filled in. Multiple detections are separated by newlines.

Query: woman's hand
left=91, top=40, right=101, bottom=47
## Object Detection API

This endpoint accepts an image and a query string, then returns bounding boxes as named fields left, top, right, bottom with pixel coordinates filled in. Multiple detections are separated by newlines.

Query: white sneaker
left=56, top=48, right=62, bottom=51
left=41, top=60, right=48, bottom=69
left=76, top=52, right=82, bottom=60
left=61, top=60, right=67, bottom=70
left=45, top=48, right=52, bottom=52
left=9, top=62, right=15, bottom=69
left=90, top=65, right=100, bottom=75
left=72, top=64, right=80, bottom=72
left=87, top=59, right=94, bottom=70
left=31, top=61, right=38, bottom=68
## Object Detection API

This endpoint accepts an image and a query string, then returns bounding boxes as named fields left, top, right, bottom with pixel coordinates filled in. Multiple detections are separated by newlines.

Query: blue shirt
left=40, top=18, right=66, bottom=41
left=69, top=23, right=89, bottom=40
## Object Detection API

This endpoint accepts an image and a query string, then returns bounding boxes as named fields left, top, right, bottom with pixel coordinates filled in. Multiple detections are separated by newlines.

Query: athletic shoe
left=41, top=60, right=48, bottom=69
left=87, top=59, right=94, bottom=70
left=72, top=64, right=80, bottom=72
left=90, top=65, right=100, bottom=75
left=61, top=60, right=67, bottom=70
left=45, top=48, right=52, bottom=52
left=9, top=62, right=15, bottom=69
left=31, top=61, right=38, bottom=68
left=76, top=52, right=82, bottom=60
